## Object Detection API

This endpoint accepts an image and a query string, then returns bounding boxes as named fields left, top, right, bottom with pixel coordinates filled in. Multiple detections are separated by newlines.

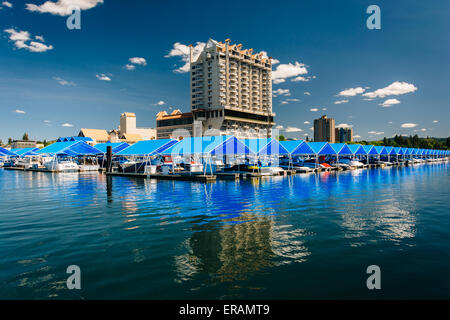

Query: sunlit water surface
left=0, top=164, right=449, bottom=299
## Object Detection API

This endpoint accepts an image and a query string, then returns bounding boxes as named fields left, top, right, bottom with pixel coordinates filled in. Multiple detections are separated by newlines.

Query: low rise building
left=156, top=110, right=195, bottom=139
left=11, top=140, right=37, bottom=149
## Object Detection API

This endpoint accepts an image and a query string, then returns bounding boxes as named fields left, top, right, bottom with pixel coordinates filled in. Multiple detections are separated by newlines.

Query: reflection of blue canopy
left=36, top=141, right=101, bottom=156
left=95, top=142, right=130, bottom=154
left=116, top=139, right=177, bottom=156
left=329, top=143, right=353, bottom=155
left=374, top=146, right=388, bottom=155
left=242, top=138, right=289, bottom=155
left=10, top=148, right=40, bottom=156
left=0, top=146, right=17, bottom=156
left=363, top=145, right=378, bottom=155
left=161, top=136, right=252, bottom=156
left=279, top=140, right=305, bottom=154
left=348, top=144, right=366, bottom=155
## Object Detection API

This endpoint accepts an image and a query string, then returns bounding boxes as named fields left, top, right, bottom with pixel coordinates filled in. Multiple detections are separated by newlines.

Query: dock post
left=106, top=146, right=112, bottom=173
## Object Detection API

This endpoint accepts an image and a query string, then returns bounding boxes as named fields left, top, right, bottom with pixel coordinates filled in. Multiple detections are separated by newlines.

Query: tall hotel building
left=189, top=39, right=275, bottom=138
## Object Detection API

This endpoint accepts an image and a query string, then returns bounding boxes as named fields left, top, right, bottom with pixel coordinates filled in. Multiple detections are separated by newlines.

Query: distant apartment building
left=314, top=115, right=335, bottom=143
left=189, top=38, right=275, bottom=138
left=11, top=140, right=37, bottom=148
left=78, top=112, right=156, bottom=144
left=156, top=110, right=195, bottom=139
left=335, top=127, right=353, bottom=143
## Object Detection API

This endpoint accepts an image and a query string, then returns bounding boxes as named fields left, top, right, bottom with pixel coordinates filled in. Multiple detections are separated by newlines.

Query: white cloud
left=96, top=74, right=111, bottom=81
left=272, top=62, right=308, bottom=84
left=62, top=123, right=73, bottom=127
left=291, top=76, right=309, bottom=82
left=353, top=135, right=361, bottom=139
left=275, top=125, right=284, bottom=129
left=401, top=123, right=417, bottom=128
left=25, top=0, right=103, bottom=16
left=334, top=99, right=349, bottom=104
left=44, top=120, right=51, bottom=123
left=304, top=92, right=311, bottom=96
left=363, top=81, right=417, bottom=99
left=53, top=76, right=75, bottom=86
left=124, top=64, right=135, bottom=71
left=379, top=98, right=400, bottom=107
left=304, top=121, right=310, bottom=124
left=15, top=109, right=26, bottom=114
left=129, top=57, right=147, bottom=66
left=337, top=87, right=365, bottom=97
left=368, top=131, right=384, bottom=135
left=35, top=35, right=45, bottom=42
left=155, top=101, right=165, bottom=106
left=285, top=127, right=302, bottom=133
left=336, top=123, right=353, bottom=128
left=272, top=88, right=291, bottom=97
left=4, top=28, right=53, bottom=52
left=310, top=108, right=319, bottom=112
left=433, top=120, right=438, bottom=123
left=388, top=121, right=393, bottom=124
left=420, top=128, right=427, bottom=132
left=286, top=98, right=300, bottom=102
left=280, top=101, right=289, bottom=105
left=165, top=42, right=206, bottom=73
left=1, top=1, right=13, bottom=8
left=322, top=108, right=327, bottom=111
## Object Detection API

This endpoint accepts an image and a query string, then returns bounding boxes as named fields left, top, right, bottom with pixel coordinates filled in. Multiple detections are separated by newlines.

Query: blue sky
left=0, top=0, right=449, bottom=142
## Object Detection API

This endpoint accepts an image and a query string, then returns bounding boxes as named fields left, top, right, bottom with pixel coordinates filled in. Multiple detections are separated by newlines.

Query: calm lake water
left=0, top=164, right=449, bottom=299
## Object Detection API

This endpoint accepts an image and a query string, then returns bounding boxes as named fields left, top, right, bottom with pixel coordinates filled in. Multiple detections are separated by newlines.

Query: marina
left=1, top=138, right=448, bottom=183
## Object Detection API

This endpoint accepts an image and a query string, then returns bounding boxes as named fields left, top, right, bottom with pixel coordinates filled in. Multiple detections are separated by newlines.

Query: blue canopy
left=347, top=144, right=367, bottom=155
left=384, top=146, right=394, bottom=155
left=36, top=141, right=101, bottom=156
left=116, top=139, right=177, bottom=156
left=363, top=145, right=379, bottom=155
left=242, top=138, right=289, bottom=155
left=161, top=136, right=252, bottom=156
left=95, top=142, right=130, bottom=154
left=329, top=143, right=353, bottom=155
left=279, top=140, right=305, bottom=154
left=10, top=147, right=40, bottom=156
left=292, top=142, right=336, bottom=155
left=57, top=136, right=93, bottom=142
left=374, top=146, right=388, bottom=155
left=393, top=147, right=404, bottom=155
left=0, top=146, right=17, bottom=156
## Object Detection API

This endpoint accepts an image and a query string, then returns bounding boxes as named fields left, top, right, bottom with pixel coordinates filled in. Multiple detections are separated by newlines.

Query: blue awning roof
left=94, top=142, right=130, bottom=154
left=10, top=147, right=40, bottom=156
left=116, top=139, right=177, bottom=156
left=329, top=143, right=353, bottom=155
left=36, top=141, right=101, bottom=156
left=363, top=145, right=379, bottom=155
left=374, top=146, right=388, bottom=155
left=0, top=146, right=17, bottom=156
left=161, top=136, right=252, bottom=156
left=242, top=138, right=289, bottom=155
left=291, top=142, right=336, bottom=155
left=279, top=140, right=305, bottom=154
left=347, top=144, right=367, bottom=155
left=57, top=136, right=93, bottom=142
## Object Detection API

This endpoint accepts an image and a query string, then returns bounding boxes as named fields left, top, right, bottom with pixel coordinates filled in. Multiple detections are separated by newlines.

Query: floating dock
left=105, top=171, right=216, bottom=182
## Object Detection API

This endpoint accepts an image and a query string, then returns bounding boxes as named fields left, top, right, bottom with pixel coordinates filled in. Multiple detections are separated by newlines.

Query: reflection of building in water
left=174, top=214, right=310, bottom=283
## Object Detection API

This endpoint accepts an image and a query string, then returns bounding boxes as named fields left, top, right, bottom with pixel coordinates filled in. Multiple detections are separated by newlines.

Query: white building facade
left=189, top=39, right=275, bottom=138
